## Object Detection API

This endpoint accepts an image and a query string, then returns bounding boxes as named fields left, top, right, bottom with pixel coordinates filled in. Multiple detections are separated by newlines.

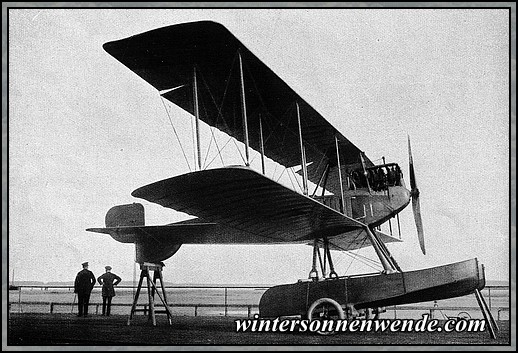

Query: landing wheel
left=457, top=311, right=471, bottom=320
left=307, top=298, right=345, bottom=335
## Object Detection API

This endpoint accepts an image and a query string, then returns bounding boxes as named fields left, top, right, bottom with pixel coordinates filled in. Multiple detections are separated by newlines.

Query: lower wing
left=87, top=166, right=401, bottom=261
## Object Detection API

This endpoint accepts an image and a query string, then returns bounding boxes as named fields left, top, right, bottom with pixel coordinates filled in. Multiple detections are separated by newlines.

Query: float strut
left=324, top=238, right=338, bottom=278
left=309, top=239, right=319, bottom=280
left=474, top=288, right=498, bottom=339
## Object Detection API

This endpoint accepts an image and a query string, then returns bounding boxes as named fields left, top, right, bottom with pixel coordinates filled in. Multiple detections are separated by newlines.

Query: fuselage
left=313, top=163, right=411, bottom=227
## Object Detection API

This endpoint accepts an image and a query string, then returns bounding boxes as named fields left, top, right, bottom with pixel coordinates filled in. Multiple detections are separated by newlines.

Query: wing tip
left=103, top=20, right=228, bottom=53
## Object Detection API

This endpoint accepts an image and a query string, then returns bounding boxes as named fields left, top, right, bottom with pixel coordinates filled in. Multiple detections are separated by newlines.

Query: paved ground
left=7, top=313, right=510, bottom=347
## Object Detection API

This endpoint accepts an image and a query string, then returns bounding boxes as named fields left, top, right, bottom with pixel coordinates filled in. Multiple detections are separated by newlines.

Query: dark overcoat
left=74, top=269, right=96, bottom=294
left=97, top=272, right=122, bottom=297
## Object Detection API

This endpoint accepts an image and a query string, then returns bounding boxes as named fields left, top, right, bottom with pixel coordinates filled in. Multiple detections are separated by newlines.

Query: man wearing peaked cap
left=74, top=262, right=96, bottom=317
left=97, top=266, right=122, bottom=316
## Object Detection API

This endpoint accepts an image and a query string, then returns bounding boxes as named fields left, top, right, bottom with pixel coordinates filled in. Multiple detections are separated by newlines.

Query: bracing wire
left=205, top=136, right=235, bottom=169
left=279, top=104, right=295, bottom=149
left=229, top=123, right=247, bottom=165
left=285, top=167, right=297, bottom=191
left=203, top=102, right=227, bottom=169
left=272, top=164, right=279, bottom=180
left=211, top=132, right=226, bottom=168
left=276, top=167, right=288, bottom=183
left=197, top=55, right=246, bottom=167
left=245, top=60, right=336, bottom=194
left=310, top=152, right=328, bottom=196
left=160, top=96, right=192, bottom=172
left=203, top=125, right=226, bottom=169
left=244, top=59, right=313, bottom=181
left=348, top=249, right=383, bottom=268
left=203, top=103, right=226, bottom=169
left=244, top=58, right=299, bottom=148
left=343, top=237, right=383, bottom=273
left=289, top=167, right=303, bottom=194
left=199, top=97, right=221, bottom=169
left=323, top=233, right=383, bottom=274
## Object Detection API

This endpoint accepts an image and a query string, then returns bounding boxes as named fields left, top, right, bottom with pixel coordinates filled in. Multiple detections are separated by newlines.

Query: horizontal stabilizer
left=87, top=222, right=215, bottom=244
left=88, top=220, right=400, bottom=254
left=87, top=218, right=302, bottom=245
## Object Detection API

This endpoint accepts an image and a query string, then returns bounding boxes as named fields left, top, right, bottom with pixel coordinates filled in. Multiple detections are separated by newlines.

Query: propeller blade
left=408, top=135, right=417, bottom=192
left=412, top=196, right=426, bottom=255
left=408, top=135, right=425, bottom=254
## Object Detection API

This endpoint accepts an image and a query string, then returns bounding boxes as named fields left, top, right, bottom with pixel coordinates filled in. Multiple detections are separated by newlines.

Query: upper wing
left=103, top=21, right=373, bottom=196
left=131, top=166, right=364, bottom=243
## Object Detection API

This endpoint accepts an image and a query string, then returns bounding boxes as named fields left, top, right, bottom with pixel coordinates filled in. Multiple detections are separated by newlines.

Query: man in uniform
left=74, top=262, right=96, bottom=317
left=97, top=266, right=122, bottom=316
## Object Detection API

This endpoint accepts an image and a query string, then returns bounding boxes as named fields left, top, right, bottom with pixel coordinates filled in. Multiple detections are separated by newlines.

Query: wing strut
left=193, top=67, right=202, bottom=170
left=238, top=51, right=250, bottom=166
left=259, top=115, right=265, bottom=174
left=296, top=102, right=309, bottom=195
left=335, top=136, right=346, bottom=214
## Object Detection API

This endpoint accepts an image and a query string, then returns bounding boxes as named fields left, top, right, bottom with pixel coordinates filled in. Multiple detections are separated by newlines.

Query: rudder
left=105, top=203, right=145, bottom=227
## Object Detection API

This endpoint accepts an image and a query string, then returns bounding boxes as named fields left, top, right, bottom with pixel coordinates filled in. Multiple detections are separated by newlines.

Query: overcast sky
left=8, top=8, right=510, bottom=285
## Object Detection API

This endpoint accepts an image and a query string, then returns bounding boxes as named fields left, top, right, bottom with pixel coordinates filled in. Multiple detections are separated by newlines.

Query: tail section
left=136, top=242, right=182, bottom=265
left=105, top=203, right=145, bottom=227
left=89, top=203, right=182, bottom=263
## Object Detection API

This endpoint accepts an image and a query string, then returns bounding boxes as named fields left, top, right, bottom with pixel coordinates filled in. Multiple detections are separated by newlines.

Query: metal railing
left=9, top=284, right=509, bottom=319
left=8, top=301, right=260, bottom=318
left=8, top=285, right=268, bottom=318
left=8, top=301, right=510, bottom=320
left=390, top=305, right=509, bottom=321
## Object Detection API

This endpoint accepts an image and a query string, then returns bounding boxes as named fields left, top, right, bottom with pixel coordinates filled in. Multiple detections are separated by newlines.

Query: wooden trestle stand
left=127, top=262, right=174, bottom=326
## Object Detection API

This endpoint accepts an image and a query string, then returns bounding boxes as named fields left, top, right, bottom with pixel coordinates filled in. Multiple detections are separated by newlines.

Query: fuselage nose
left=342, top=185, right=412, bottom=228
left=368, top=186, right=411, bottom=227
left=391, top=186, right=412, bottom=213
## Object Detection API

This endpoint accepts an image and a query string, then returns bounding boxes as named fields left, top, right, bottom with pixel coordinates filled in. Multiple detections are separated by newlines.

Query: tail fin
left=101, top=203, right=181, bottom=263
left=105, top=203, right=145, bottom=227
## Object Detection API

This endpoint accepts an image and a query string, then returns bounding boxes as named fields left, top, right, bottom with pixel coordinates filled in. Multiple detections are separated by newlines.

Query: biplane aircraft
left=87, top=21, right=497, bottom=336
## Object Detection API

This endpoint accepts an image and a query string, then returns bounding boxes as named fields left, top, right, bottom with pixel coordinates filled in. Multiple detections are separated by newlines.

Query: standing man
left=97, top=266, right=122, bottom=316
left=74, top=262, right=96, bottom=317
